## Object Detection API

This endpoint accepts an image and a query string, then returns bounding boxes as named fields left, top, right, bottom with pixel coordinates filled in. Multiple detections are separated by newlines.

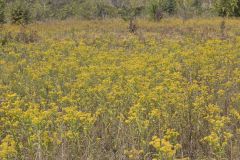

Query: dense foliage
left=10, top=0, right=31, bottom=25
left=214, top=0, right=240, bottom=16
left=0, top=18, right=240, bottom=159
left=1, top=0, right=240, bottom=23
left=0, top=0, right=5, bottom=24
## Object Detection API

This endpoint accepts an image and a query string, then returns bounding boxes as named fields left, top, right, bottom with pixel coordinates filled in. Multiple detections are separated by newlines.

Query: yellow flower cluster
left=150, top=129, right=181, bottom=159
left=0, top=135, right=17, bottom=160
left=1, top=18, right=240, bottom=159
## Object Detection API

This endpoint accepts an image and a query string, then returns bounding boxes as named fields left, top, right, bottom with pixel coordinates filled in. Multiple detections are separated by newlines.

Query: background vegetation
left=0, top=0, right=240, bottom=23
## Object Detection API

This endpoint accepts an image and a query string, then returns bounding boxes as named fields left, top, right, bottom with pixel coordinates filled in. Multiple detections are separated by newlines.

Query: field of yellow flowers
left=0, top=18, right=240, bottom=160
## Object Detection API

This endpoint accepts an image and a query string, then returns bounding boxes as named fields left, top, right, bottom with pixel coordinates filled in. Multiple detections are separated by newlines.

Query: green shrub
left=164, top=0, right=176, bottom=15
left=79, top=0, right=116, bottom=19
left=118, top=2, right=144, bottom=33
left=214, top=0, right=239, bottom=17
left=78, top=1, right=96, bottom=19
left=56, top=4, right=74, bottom=20
left=0, top=0, right=5, bottom=24
left=31, top=1, right=50, bottom=21
left=147, top=0, right=164, bottom=21
left=10, top=0, right=31, bottom=25
left=96, top=2, right=117, bottom=18
left=147, top=0, right=177, bottom=20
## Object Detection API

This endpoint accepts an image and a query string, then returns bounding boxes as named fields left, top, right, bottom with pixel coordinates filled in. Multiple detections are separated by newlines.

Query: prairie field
left=1, top=18, right=240, bottom=160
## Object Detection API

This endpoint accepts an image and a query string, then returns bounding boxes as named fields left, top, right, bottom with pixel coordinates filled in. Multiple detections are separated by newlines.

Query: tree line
left=1, top=0, right=240, bottom=25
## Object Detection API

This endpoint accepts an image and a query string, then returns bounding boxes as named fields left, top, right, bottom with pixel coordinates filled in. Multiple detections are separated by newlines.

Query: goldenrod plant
left=0, top=18, right=240, bottom=159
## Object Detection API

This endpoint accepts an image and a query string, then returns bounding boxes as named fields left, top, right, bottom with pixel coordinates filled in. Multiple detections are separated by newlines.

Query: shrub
left=0, top=0, right=5, bottom=24
left=177, top=0, right=195, bottom=21
left=77, top=0, right=116, bottom=20
left=118, top=5, right=144, bottom=33
left=10, top=0, right=31, bottom=25
left=147, top=0, right=164, bottom=21
left=214, top=0, right=239, bottom=17
left=31, top=1, right=50, bottom=21
left=96, top=2, right=117, bottom=18
left=57, top=4, right=74, bottom=20
left=164, top=0, right=176, bottom=15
